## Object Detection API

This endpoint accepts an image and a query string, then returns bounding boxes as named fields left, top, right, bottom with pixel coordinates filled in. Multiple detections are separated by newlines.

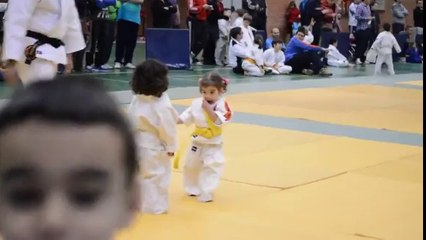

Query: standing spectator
left=348, top=0, right=360, bottom=34
left=353, top=0, right=374, bottom=64
left=413, top=0, right=423, bottom=44
left=169, top=0, right=181, bottom=28
left=304, top=0, right=324, bottom=45
left=151, top=0, right=177, bottom=28
left=189, top=0, right=211, bottom=65
left=242, top=0, right=267, bottom=31
left=369, top=0, right=381, bottom=45
left=240, top=14, right=255, bottom=49
left=73, top=0, right=91, bottom=73
left=215, top=8, right=232, bottom=66
left=231, top=8, right=246, bottom=28
left=286, top=1, right=301, bottom=40
left=202, top=0, right=224, bottom=65
left=86, top=0, right=121, bottom=71
left=321, top=0, right=338, bottom=32
left=391, top=0, right=408, bottom=34
left=114, top=0, right=143, bottom=69
left=1, top=0, right=85, bottom=85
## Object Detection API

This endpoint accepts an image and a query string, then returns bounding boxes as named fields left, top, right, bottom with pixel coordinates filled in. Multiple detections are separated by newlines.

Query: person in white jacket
left=215, top=8, right=232, bottom=66
left=228, top=27, right=250, bottom=74
left=371, top=23, right=402, bottom=75
left=1, top=0, right=85, bottom=85
left=263, top=39, right=293, bottom=74
left=240, top=14, right=256, bottom=48
left=327, top=38, right=350, bottom=67
left=242, top=34, right=267, bottom=76
left=177, top=72, right=232, bottom=202
left=128, top=60, right=178, bottom=214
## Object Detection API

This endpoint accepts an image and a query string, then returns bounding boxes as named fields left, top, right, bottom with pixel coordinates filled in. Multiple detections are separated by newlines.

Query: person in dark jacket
left=242, top=0, right=267, bottom=31
left=151, top=0, right=177, bottom=28
left=202, top=0, right=224, bottom=65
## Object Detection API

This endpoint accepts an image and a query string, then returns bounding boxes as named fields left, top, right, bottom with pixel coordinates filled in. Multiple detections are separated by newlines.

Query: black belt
left=26, top=31, right=64, bottom=48
left=24, top=31, right=65, bottom=64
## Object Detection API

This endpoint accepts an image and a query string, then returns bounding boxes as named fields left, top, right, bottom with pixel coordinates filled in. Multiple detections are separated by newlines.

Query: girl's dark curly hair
left=199, top=72, right=229, bottom=93
left=131, top=59, right=169, bottom=97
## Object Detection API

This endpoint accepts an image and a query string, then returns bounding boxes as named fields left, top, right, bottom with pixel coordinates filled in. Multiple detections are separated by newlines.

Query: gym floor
left=0, top=44, right=422, bottom=240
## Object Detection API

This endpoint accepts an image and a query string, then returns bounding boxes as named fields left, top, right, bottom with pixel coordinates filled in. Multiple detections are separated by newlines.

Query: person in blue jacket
left=285, top=27, right=332, bottom=76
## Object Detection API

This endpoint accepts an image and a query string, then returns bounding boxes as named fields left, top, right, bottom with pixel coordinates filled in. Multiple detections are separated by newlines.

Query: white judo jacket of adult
left=2, top=0, right=85, bottom=84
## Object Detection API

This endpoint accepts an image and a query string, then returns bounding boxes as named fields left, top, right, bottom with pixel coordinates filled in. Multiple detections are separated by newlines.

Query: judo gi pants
left=327, top=59, right=350, bottom=67
left=375, top=53, right=395, bottom=75
left=183, top=141, right=224, bottom=202
left=215, top=37, right=228, bottom=65
left=16, top=59, right=57, bottom=85
left=139, top=147, right=172, bottom=214
left=242, top=61, right=264, bottom=77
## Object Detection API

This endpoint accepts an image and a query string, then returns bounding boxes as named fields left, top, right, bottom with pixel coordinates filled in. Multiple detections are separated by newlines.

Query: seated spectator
left=327, top=38, right=351, bottom=67
left=405, top=42, right=423, bottom=63
left=265, top=27, right=286, bottom=51
left=285, top=27, right=332, bottom=76
left=228, top=27, right=250, bottom=74
left=263, top=40, right=292, bottom=74
left=242, top=34, right=268, bottom=77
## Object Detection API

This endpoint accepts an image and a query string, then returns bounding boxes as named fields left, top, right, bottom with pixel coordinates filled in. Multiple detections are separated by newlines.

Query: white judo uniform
left=215, top=18, right=231, bottom=66
left=240, top=25, right=255, bottom=48
left=327, top=45, right=350, bottom=67
left=242, top=43, right=265, bottom=77
left=2, top=0, right=85, bottom=85
left=263, top=48, right=293, bottom=74
left=179, top=97, right=232, bottom=202
left=128, top=93, right=178, bottom=214
left=371, top=31, right=401, bottom=75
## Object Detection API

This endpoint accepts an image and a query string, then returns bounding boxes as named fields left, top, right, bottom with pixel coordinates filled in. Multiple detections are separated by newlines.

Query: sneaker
left=99, top=64, right=113, bottom=70
left=125, top=63, right=136, bottom=69
left=85, top=65, right=94, bottom=70
left=319, top=68, right=333, bottom=76
left=302, top=69, right=314, bottom=75
left=355, top=58, right=363, bottom=65
left=114, top=62, right=122, bottom=69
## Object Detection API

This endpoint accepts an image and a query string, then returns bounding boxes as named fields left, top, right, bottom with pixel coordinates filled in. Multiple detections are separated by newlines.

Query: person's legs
left=384, top=53, right=395, bottom=75
left=16, top=59, right=57, bottom=85
left=114, top=20, right=126, bottom=65
left=198, top=144, right=224, bottom=202
left=183, top=142, right=203, bottom=196
left=123, top=21, right=140, bottom=66
left=374, top=53, right=385, bottom=75
left=354, top=29, right=370, bottom=63
left=286, top=53, right=311, bottom=74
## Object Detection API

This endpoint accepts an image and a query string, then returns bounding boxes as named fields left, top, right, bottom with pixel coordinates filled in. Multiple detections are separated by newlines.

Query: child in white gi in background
left=371, top=23, right=402, bottom=75
left=240, top=14, right=255, bottom=48
left=1, top=0, right=85, bottom=85
left=215, top=8, right=232, bottom=66
left=327, top=38, right=351, bottom=67
left=263, top=39, right=293, bottom=74
left=242, top=34, right=267, bottom=77
left=128, top=59, right=178, bottom=214
left=177, top=72, right=232, bottom=202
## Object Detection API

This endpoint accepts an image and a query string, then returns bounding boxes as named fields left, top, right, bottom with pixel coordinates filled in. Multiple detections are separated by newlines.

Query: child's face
left=201, top=86, right=222, bottom=104
left=0, top=120, right=137, bottom=240
left=224, top=10, right=232, bottom=19
left=274, top=43, right=283, bottom=51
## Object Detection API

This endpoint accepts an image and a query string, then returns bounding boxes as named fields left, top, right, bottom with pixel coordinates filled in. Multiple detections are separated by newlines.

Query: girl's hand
left=202, top=99, right=212, bottom=111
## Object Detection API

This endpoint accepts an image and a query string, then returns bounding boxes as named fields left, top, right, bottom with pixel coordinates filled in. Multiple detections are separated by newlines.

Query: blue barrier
left=320, top=32, right=351, bottom=58
left=145, top=28, right=191, bottom=70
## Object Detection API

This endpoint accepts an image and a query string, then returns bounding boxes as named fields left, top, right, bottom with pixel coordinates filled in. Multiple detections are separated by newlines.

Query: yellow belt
left=173, top=111, right=221, bottom=169
left=244, top=58, right=256, bottom=65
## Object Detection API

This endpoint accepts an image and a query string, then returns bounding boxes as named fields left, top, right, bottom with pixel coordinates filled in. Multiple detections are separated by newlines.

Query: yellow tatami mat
left=398, top=80, right=423, bottom=87
left=173, top=84, right=423, bottom=134
left=116, top=123, right=423, bottom=240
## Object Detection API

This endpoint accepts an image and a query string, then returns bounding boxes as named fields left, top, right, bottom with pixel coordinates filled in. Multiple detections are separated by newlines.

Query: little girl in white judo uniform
left=242, top=34, right=266, bottom=77
left=263, top=40, right=293, bottom=74
left=177, top=72, right=232, bottom=202
left=327, top=38, right=350, bottom=67
left=127, top=59, right=178, bottom=214
left=371, top=23, right=402, bottom=75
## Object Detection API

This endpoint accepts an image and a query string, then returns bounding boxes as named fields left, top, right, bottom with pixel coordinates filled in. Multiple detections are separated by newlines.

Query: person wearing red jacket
left=189, top=0, right=212, bottom=64
left=286, top=1, right=301, bottom=40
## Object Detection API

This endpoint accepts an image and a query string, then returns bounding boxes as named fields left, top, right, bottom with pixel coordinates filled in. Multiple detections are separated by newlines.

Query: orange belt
left=244, top=58, right=256, bottom=65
